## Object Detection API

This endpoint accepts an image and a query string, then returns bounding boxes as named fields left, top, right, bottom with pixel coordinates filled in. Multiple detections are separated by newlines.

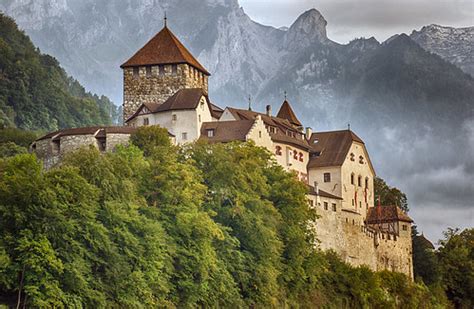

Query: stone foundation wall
left=123, top=64, right=208, bottom=121
left=313, top=204, right=413, bottom=278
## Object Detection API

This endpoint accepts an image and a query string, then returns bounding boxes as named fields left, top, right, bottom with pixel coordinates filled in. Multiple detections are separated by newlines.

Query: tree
left=129, top=125, right=171, bottom=156
left=374, top=177, right=408, bottom=212
left=411, top=226, right=440, bottom=285
left=437, top=228, right=474, bottom=308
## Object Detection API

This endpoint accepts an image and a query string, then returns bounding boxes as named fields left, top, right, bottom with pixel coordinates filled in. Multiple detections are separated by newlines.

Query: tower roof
left=276, top=100, right=302, bottom=127
left=120, top=26, right=210, bottom=75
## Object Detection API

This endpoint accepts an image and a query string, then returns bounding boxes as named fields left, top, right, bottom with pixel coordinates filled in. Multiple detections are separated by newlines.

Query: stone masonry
left=123, top=63, right=208, bottom=121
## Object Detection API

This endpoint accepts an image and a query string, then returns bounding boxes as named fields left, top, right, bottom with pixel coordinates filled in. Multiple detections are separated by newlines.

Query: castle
left=32, top=23, right=413, bottom=278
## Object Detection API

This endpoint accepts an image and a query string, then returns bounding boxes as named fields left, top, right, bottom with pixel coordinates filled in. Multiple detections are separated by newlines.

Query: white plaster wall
left=341, top=142, right=375, bottom=217
left=308, top=166, right=343, bottom=198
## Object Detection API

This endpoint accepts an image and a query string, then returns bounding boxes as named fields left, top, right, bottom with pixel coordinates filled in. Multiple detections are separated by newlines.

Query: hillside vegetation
left=0, top=13, right=118, bottom=131
left=0, top=126, right=461, bottom=307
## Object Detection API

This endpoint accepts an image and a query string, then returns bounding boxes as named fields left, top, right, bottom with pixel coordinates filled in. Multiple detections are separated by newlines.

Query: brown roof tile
left=226, top=108, right=311, bottom=150
left=307, top=130, right=364, bottom=168
left=276, top=100, right=302, bottom=127
left=36, top=126, right=139, bottom=141
left=199, top=120, right=254, bottom=143
left=366, top=205, right=413, bottom=224
left=120, top=26, right=210, bottom=75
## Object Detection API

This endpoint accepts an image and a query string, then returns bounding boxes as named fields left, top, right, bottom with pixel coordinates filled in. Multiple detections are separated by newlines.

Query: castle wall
left=123, top=64, right=208, bottom=121
left=310, top=200, right=413, bottom=278
left=129, top=96, right=212, bottom=144
left=308, top=166, right=342, bottom=197
left=340, top=142, right=374, bottom=217
left=106, top=134, right=132, bottom=151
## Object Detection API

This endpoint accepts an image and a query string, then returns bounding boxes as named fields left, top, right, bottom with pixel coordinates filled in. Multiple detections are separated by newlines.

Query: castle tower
left=120, top=23, right=210, bottom=122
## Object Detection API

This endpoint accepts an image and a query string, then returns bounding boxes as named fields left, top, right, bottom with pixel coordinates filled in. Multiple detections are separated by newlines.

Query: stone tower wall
left=312, top=200, right=413, bottom=278
left=123, top=63, right=208, bottom=121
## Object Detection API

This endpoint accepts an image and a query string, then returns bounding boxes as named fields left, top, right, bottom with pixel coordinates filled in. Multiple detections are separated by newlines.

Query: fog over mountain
left=1, top=0, right=473, bottom=241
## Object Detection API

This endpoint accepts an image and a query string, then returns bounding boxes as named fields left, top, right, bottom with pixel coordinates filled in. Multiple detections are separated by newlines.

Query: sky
left=239, top=0, right=474, bottom=43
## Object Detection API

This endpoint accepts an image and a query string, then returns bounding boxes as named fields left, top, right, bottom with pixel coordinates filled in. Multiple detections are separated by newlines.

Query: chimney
left=306, top=127, right=312, bottom=139
left=314, top=181, right=319, bottom=195
left=266, top=105, right=272, bottom=116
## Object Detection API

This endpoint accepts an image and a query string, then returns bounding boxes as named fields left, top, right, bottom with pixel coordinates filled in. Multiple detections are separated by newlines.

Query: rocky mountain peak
left=284, top=9, right=328, bottom=49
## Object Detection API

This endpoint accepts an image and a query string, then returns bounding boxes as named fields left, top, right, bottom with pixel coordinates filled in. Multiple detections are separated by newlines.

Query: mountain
left=0, top=12, right=119, bottom=131
left=411, top=24, right=474, bottom=77
left=1, top=0, right=473, bottom=240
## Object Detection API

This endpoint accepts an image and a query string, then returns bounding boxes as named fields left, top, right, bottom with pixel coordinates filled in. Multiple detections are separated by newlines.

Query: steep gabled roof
left=226, top=107, right=311, bottom=150
left=276, top=100, right=302, bottom=127
left=366, top=205, right=413, bottom=224
left=120, top=26, right=210, bottom=75
left=307, top=130, right=367, bottom=169
left=199, top=120, right=255, bottom=143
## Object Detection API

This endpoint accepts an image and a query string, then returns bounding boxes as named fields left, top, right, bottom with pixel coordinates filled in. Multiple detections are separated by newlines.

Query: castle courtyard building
left=32, top=23, right=413, bottom=278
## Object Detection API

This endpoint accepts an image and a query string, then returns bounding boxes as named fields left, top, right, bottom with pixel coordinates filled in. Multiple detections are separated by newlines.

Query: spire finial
left=164, top=11, right=168, bottom=27
left=284, top=91, right=287, bottom=101
left=348, top=123, right=351, bottom=131
left=248, top=95, right=252, bottom=111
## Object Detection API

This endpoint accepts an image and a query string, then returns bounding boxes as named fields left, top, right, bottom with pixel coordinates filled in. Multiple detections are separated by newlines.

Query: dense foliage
left=0, top=126, right=464, bottom=307
left=374, top=176, right=409, bottom=212
left=0, top=13, right=119, bottom=131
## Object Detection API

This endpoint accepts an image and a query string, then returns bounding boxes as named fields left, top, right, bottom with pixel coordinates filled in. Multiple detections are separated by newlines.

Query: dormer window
left=207, top=129, right=215, bottom=137
left=313, top=139, right=319, bottom=144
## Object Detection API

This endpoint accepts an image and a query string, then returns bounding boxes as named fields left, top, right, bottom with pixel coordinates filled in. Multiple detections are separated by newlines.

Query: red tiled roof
left=307, top=130, right=365, bottom=168
left=277, top=100, right=302, bottom=127
left=199, top=120, right=254, bottom=143
left=120, top=26, right=210, bottom=75
left=366, top=205, right=413, bottom=224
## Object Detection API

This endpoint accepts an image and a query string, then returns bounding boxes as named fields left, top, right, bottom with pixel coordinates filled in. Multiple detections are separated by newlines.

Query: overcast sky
left=239, top=0, right=474, bottom=43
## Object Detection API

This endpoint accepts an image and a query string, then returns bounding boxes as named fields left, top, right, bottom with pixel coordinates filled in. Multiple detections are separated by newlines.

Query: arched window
left=299, top=152, right=304, bottom=162
left=350, top=153, right=355, bottom=161
left=275, top=146, right=282, bottom=156
left=293, top=150, right=298, bottom=160
left=365, top=177, right=369, bottom=188
left=358, top=175, right=362, bottom=187
left=359, top=155, right=364, bottom=164
left=351, top=173, right=355, bottom=185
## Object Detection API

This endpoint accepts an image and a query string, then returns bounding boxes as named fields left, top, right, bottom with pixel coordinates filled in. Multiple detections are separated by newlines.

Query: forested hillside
left=0, top=126, right=467, bottom=308
left=0, top=13, right=118, bottom=131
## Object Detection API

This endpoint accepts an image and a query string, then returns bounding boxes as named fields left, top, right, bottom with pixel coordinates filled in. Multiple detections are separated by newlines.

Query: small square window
left=182, top=132, right=188, bottom=140
left=402, top=225, right=408, bottom=231
left=172, top=114, right=177, bottom=121
left=323, top=173, right=331, bottom=183
left=332, top=203, right=337, bottom=212
left=207, top=129, right=214, bottom=137
left=146, top=66, right=152, bottom=77
left=143, top=118, right=149, bottom=126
